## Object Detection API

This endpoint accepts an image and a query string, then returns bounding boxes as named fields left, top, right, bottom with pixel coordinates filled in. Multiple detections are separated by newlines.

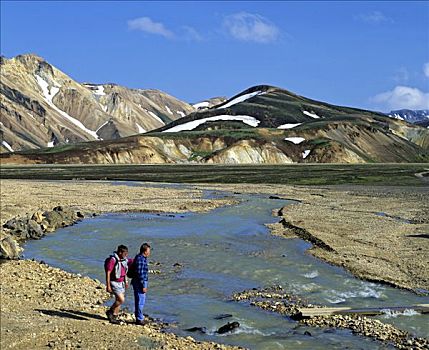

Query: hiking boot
left=105, top=309, right=114, bottom=321
left=106, top=309, right=120, bottom=322
left=135, top=319, right=149, bottom=326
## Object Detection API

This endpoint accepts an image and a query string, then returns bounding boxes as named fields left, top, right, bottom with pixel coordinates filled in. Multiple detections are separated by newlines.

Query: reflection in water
left=24, top=192, right=428, bottom=349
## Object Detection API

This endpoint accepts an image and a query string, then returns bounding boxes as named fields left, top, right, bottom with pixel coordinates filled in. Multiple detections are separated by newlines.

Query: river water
left=24, top=184, right=428, bottom=349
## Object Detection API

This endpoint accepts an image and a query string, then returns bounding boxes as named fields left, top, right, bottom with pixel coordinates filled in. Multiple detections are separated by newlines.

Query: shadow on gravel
left=36, top=309, right=106, bottom=321
left=406, top=234, right=429, bottom=239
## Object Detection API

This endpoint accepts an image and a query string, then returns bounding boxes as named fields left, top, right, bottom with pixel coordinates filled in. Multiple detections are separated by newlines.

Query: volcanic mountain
left=0, top=54, right=194, bottom=152
left=2, top=83, right=428, bottom=164
left=1, top=54, right=428, bottom=164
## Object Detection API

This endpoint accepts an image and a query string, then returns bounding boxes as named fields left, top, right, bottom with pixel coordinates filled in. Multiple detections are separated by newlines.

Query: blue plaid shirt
left=134, top=254, right=149, bottom=288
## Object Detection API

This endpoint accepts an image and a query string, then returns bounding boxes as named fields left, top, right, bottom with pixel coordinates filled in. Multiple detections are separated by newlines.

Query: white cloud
left=372, top=86, right=429, bottom=110
left=356, top=11, right=393, bottom=24
left=223, top=12, right=279, bottom=43
left=128, top=17, right=174, bottom=39
left=181, top=26, right=203, bottom=42
left=424, top=62, right=429, bottom=78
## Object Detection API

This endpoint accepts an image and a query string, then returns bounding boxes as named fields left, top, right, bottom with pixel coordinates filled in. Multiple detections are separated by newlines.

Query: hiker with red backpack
left=105, top=245, right=133, bottom=323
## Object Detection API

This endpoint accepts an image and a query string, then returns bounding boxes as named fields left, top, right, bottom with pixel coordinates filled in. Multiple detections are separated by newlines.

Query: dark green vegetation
left=1, top=164, right=428, bottom=186
left=154, top=85, right=389, bottom=131
left=2, top=84, right=428, bottom=164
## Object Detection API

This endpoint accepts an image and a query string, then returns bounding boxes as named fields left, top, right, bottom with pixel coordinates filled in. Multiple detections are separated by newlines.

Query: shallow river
left=24, top=184, right=428, bottom=349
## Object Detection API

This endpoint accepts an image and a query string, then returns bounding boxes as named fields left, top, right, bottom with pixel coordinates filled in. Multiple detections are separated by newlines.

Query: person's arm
left=106, top=269, right=112, bottom=293
left=142, top=258, right=148, bottom=293
left=135, top=257, right=148, bottom=293
left=105, top=257, right=114, bottom=293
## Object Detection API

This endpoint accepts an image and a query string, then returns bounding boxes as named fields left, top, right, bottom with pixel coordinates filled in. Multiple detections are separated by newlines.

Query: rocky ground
left=275, top=185, right=429, bottom=293
left=0, top=179, right=241, bottom=349
left=232, top=286, right=428, bottom=349
left=0, top=179, right=237, bottom=221
left=1, top=179, right=428, bottom=349
left=0, top=260, right=242, bottom=350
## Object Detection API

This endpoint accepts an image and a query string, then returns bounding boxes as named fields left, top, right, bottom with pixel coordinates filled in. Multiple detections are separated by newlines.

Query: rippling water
left=24, top=185, right=428, bottom=349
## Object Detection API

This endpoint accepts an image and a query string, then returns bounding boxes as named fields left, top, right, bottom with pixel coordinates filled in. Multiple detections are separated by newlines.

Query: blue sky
left=1, top=1, right=428, bottom=111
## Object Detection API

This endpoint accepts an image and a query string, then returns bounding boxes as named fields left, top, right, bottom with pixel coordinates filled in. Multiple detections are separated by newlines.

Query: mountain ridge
left=1, top=54, right=428, bottom=164
left=0, top=53, right=194, bottom=152
left=388, top=109, right=429, bottom=124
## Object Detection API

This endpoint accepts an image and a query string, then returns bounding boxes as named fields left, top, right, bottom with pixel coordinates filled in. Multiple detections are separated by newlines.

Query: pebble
left=233, top=285, right=429, bottom=349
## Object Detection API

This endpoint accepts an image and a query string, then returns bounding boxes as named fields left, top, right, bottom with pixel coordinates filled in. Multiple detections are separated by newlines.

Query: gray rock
left=217, top=321, right=240, bottom=334
left=0, top=234, right=22, bottom=259
left=27, top=220, right=44, bottom=239
left=40, top=219, right=50, bottom=232
left=43, top=210, right=64, bottom=229
left=31, top=211, right=45, bottom=224
left=184, top=327, right=207, bottom=333
left=3, top=217, right=28, bottom=237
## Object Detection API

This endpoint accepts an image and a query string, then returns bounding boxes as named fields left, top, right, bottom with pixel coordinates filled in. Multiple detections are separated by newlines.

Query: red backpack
left=104, top=255, right=118, bottom=274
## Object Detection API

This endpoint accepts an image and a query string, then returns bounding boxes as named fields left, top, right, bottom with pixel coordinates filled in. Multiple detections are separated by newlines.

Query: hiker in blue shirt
left=131, top=243, right=151, bottom=325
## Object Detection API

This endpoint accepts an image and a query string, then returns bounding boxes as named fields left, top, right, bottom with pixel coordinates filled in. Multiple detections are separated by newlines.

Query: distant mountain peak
left=13, top=53, right=47, bottom=67
left=388, top=109, right=429, bottom=123
left=0, top=53, right=195, bottom=152
left=15, top=53, right=45, bottom=61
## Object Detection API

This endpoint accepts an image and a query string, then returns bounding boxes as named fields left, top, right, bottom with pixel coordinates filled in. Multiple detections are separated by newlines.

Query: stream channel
left=24, top=183, right=428, bottom=349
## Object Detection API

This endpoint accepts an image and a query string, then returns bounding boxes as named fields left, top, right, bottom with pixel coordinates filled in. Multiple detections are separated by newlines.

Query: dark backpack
left=127, top=259, right=136, bottom=279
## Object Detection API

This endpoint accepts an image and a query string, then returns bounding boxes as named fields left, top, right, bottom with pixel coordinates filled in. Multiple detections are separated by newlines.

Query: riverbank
left=204, top=183, right=429, bottom=293
left=0, top=259, right=242, bottom=350
left=232, top=286, right=428, bottom=349
left=276, top=185, right=429, bottom=293
left=0, top=179, right=237, bottom=221
left=0, top=179, right=243, bottom=349
left=2, top=179, right=428, bottom=291
left=1, top=179, right=428, bottom=348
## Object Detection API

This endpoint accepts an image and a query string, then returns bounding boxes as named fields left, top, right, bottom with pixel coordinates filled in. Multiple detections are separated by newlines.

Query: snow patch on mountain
left=278, top=123, right=302, bottom=129
left=165, top=106, right=173, bottom=115
left=390, top=113, right=404, bottom=121
left=93, top=86, right=106, bottom=96
left=388, top=109, right=429, bottom=124
left=2, top=141, right=14, bottom=152
left=285, top=137, right=305, bottom=144
left=136, top=123, right=146, bottom=133
left=303, top=111, right=320, bottom=119
left=95, top=121, right=110, bottom=133
left=146, top=110, right=165, bottom=125
left=302, top=150, right=311, bottom=158
left=84, top=84, right=106, bottom=96
left=163, top=115, right=261, bottom=132
left=36, top=75, right=99, bottom=139
left=219, top=91, right=265, bottom=109
left=35, top=75, right=60, bottom=103
left=193, top=101, right=210, bottom=109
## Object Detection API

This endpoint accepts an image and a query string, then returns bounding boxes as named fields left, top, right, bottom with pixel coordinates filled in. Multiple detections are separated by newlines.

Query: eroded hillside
left=0, top=54, right=194, bottom=152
